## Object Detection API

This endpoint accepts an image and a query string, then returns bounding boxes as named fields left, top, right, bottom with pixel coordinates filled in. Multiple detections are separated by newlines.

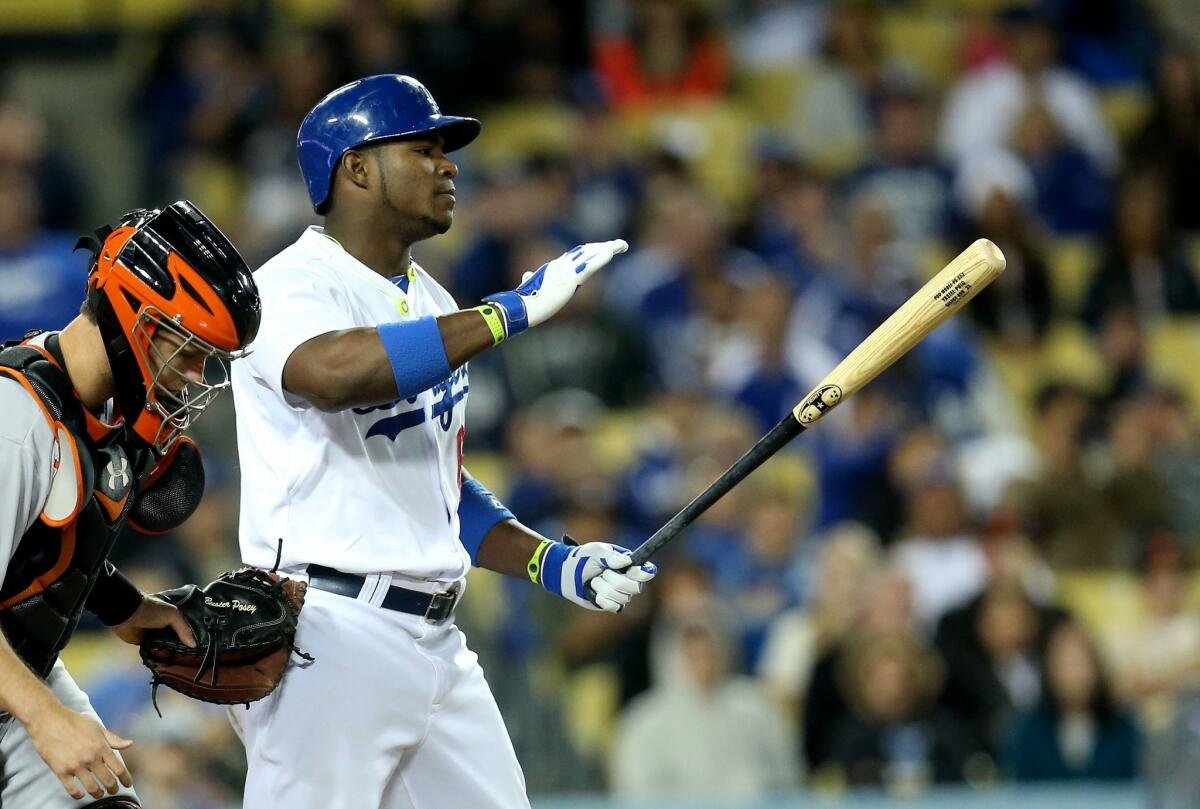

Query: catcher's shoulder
left=0, top=376, right=52, bottom=447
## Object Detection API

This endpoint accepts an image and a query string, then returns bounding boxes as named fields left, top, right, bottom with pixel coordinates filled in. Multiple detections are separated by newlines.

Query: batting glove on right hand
left=537, top=538, right=657, bottom=613
left=483, top=240, right=628, bottom=339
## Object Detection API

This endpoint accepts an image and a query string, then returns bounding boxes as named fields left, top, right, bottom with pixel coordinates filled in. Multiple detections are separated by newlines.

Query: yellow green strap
left=526, top=538, right=553, bottom=584
left=473, top=304, right=507, bottom=345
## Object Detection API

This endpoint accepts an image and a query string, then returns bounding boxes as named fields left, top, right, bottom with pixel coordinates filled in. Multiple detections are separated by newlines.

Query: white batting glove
left=483, top=240, right=628, bottom=339
left=535, top=538, right=657, bottom=613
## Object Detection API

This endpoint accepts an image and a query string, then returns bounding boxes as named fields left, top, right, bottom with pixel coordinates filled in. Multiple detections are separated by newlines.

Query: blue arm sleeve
left=378, top=317, right=452, bottom=399
left=458, top=478, right=515, bottom=566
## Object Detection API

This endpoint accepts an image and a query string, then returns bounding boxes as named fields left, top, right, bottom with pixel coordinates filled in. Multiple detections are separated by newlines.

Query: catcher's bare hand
left=25, top=701, right=133, bottom=800
left=111, top=594, right=196, bottom=648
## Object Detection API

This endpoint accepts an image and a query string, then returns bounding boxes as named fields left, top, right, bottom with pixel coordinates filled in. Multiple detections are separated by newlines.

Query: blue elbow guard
left=378, top=317, right=452, bottom=399
left=458, top=478, right=515, bottom=565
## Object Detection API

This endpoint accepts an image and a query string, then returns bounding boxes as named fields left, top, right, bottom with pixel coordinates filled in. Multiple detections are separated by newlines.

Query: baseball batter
left=228, top=74, right=657, bottom=809
left=0, top=201, right=261, bottom=808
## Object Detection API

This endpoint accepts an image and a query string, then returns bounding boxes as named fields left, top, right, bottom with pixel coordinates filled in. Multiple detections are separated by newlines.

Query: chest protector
left=0, top=344, right=147, bottom=677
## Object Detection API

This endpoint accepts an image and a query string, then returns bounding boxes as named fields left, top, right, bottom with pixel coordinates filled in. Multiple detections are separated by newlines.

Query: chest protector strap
left=0, top=343, right=137, bottom=677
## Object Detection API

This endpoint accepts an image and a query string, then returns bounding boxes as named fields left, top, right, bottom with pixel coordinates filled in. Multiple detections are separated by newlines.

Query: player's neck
left=322, top=214, right=413, bottom=279
left=58, top=315, right=114, bottom=410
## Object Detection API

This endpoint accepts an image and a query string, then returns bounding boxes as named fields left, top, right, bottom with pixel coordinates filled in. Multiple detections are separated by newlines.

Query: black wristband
left=86, top=563, right=144, bottom=626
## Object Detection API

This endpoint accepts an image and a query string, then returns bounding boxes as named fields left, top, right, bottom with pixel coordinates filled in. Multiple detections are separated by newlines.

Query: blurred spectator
left=0, top=170, right=88, bottom=339
left=1046, top=0, right=1158, bottom=85
left=758, top=522, right=882, bottom=708
left=748, top=159, right=841, bottom=290
left=939, top=8, right=1119, bottom=175
left=785, top=4, right=913, bottom=172
left=732, top=0, right=828, bottom=73
left=592, top=0, right=729, bottom=111
left=709, top=274, right=806, bottom=432
left=1102, top=533, right=1200, bottom=728
left=935, top=574, right=1071, bottom=755
left=1016, top=382, right=1124, bottom=568
left=607, top=181, right=766, bottom=391
left=1002, top=622, right=1141, bottom=781
left=452, top=155, right=580, bottom=305
left=957, top=151, right=1055, bottom=346
left=807, top=388, right=900, bottom=534
left=827, top=631, right=983, bottom=789
left=1154, top=2, right=1200, bottom=55
left=783, top=197, right=933, bottom=412
left=1129, top=46, right=1200, bottom=232
left=1146, top=689, right=1200, bottom=809
left=1010, top=101, right=1112, bottom=234
left=325, top=0, right=415, bottom=83
left=135, top=7, right=267, bottom=198
left=890, top=463, right=988, bottom=629
left=570, top=108, right=644, bottom=240
left=1089, top=304, right=1153, bottom=428
left=1082, top=168, right=1200, bottom=330
left=122, top=692, right=245, bottom=809
left=844, top=84, right=954, bottom=246
left=612, top=617, right=799, bottom=800
left=238, top=29, right=332, bottom=264
left=802, top=563, right=916, bottom=772
left=1145, top=386, right=1200, bottom=553
left=0, top=99, right=86, bottom=230
left=1100, top=394, right=1173, bottom=560
left=708, top=485, right=808, bottom=670
left=501, top=389, right=612, bottom=530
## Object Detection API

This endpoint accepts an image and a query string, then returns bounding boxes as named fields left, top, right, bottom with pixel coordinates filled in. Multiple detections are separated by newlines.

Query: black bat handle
left=628, top=414, right=806, bottom=567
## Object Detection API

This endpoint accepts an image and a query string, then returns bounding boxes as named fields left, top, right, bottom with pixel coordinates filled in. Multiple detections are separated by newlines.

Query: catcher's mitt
left=139, top=567, right=311, bottom=711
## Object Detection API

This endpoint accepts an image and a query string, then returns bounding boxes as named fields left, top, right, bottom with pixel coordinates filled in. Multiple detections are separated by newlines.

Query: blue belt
left=305, top=565, right=461, bottom=624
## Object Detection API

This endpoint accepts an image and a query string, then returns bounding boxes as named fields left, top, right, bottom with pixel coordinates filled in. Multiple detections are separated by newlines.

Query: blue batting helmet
left=296, top=74, right=481, bottom=213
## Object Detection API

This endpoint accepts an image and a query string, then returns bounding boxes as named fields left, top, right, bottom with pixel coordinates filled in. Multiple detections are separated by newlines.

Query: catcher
left=0, top=201, right=260, bottom=808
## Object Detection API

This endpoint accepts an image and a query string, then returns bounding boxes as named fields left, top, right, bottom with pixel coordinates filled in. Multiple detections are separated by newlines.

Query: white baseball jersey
left=0, top=374, right=54, bottom=590
left=0, top=331, right=93, bottom=579
left=232, top=226, right=471, bottom=581
left=0, top=340, right=139, bottom=808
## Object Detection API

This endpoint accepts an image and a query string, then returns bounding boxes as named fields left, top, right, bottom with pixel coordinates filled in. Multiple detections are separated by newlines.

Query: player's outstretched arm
left=481, top=240, right=628, bottom=339
left=282, top=240, right=628, bottom=412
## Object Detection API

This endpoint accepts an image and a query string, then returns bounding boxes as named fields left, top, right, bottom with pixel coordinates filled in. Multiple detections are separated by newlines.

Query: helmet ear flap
left=91, top=290, right=147, bottom=428
left=76, top=224, right=113, bottom=289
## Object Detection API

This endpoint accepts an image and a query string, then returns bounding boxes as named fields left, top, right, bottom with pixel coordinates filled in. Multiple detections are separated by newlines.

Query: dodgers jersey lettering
left=232, top=227, right=470, bottom=580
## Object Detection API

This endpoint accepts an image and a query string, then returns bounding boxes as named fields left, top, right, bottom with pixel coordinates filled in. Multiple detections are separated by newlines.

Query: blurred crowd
left=5, top=0, right=1200, bottom=805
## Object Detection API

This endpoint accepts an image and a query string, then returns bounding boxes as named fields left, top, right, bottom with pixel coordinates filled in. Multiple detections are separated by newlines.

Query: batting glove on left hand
left=483, top=240, right=628, bottom=339
left=537, top=539, right=657, bottom=613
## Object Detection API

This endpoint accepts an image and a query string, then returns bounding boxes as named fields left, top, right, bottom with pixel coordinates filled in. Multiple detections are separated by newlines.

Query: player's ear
left=340, top=149, right=372, bottom=192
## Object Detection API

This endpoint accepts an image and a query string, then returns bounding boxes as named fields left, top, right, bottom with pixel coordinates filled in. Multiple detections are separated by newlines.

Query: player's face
left=373, top=136, right=459, bottom=239
left=148, top=327, right=208, bottom=394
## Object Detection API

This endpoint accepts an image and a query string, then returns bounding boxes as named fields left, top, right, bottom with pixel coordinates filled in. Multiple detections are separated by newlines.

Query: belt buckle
left=424, top=581, right=461, bottom=624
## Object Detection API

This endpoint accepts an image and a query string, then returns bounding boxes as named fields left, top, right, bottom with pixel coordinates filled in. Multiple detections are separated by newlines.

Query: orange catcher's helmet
left=80, top=200, right=261, bottom=453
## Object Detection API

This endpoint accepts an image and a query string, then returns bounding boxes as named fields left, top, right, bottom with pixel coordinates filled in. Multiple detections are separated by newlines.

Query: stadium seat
left=1054, top=571, right=1143, bottom=633
left=878, top=11, right=963, bottom=90
left=1045, top=237, right=1100, bottom=315
left=470, top=100, right=581, bottom=172
left=734, top=67, right=805, bottom=129
left=617, top=100, right=758, bottom=208
left=1098, top=86, right=1152, bottom=144
left=1147, top=317, right=1200, bottom=410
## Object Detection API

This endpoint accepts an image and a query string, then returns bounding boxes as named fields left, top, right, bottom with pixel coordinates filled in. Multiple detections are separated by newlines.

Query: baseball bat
left=628, top=239, right=1006, bottom=567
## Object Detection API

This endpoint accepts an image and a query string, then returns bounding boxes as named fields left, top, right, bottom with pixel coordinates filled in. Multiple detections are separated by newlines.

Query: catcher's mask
left=79, top=201, right=261, bottom=454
